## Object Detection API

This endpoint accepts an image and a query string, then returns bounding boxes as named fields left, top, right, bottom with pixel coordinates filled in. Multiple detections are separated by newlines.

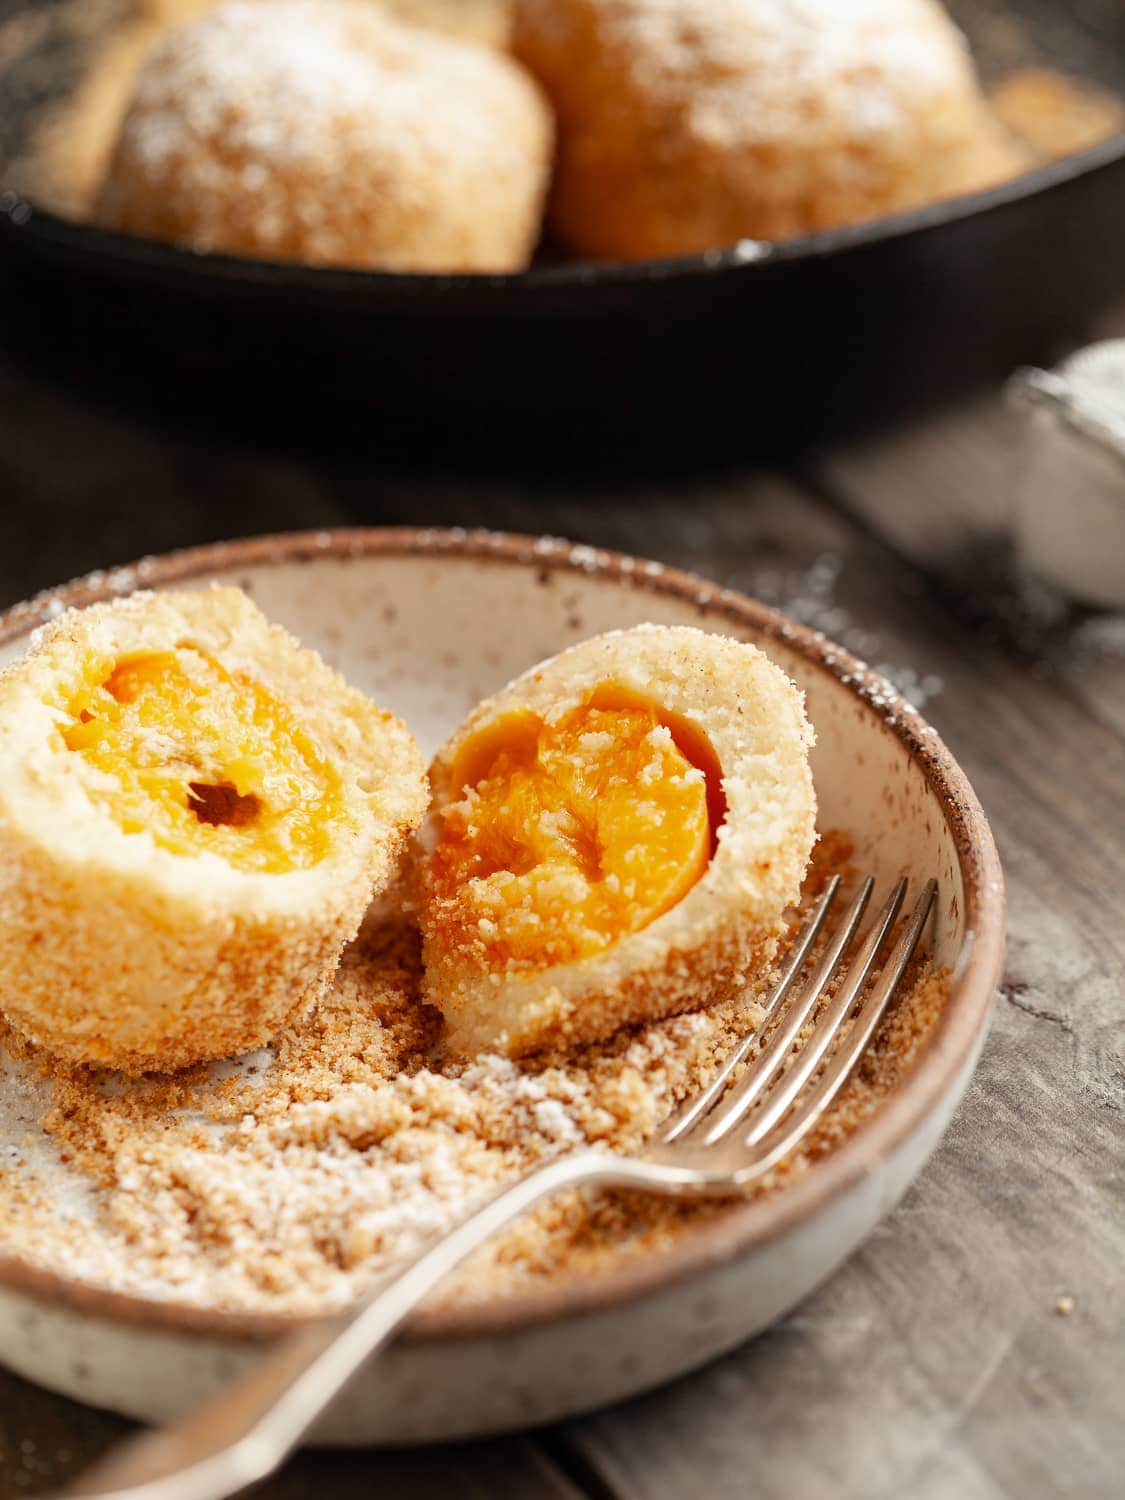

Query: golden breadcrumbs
left=0, top=833, right=948, bottom=1315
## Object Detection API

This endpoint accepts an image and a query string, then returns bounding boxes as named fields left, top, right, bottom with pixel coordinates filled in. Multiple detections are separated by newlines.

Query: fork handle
left=63, top=1150, right=635, bottom=1500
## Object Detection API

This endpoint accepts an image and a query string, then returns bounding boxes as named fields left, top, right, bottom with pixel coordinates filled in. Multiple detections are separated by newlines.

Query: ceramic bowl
left=0, top=528, right=1005, bottom=1445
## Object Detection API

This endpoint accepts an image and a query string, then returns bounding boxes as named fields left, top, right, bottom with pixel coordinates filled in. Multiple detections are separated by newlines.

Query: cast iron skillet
left=0, top=0, right=1123, bottom=463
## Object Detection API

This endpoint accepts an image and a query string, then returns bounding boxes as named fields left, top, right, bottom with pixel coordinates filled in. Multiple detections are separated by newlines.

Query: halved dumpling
left=0, top=586, right=427, bottom=1073
left=418, top=625, right=816, bottom=1057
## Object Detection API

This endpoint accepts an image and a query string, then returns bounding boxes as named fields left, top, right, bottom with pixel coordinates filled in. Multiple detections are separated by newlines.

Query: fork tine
left=737, top=878, right=937, bottom=1175
left=730, top=876, right=907, bottom=1148
left=670, top=875, right=874, bottom=1147
left=660, top=875, right=842, bottom=1145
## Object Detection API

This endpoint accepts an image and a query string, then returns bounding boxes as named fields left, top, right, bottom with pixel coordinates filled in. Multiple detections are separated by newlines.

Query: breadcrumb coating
left=0, top=835, right=951, bottom=1317
left=419, top=625, right=816, bottom=1057
left=514, top=0, right=1027, bottom=259
left=97, top=0, right=553, bottom=271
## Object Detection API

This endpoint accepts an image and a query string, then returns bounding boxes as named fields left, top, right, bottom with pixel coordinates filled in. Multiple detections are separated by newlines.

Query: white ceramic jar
left=1009, top=340, right=1125, bottom=610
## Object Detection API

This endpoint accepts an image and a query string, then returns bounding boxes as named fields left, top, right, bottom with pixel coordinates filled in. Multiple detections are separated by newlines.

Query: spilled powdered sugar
left=730, top=552, right=945, bottom=710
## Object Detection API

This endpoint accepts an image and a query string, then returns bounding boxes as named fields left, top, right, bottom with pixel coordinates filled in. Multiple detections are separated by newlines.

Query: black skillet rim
left=1, top=127, right=1123, bottom=302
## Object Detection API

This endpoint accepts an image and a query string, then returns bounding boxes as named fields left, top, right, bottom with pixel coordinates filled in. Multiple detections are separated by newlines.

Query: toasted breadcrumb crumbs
left=0, top=832, right=948, bottom=1316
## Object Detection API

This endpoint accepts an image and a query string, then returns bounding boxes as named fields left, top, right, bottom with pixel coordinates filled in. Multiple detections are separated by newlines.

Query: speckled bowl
left=0, top=528, right=1005, bottom=1445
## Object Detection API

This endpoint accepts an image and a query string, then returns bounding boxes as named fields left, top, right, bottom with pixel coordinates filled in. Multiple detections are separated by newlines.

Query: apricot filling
left=429, top=697, right=718, bottom=974
left=59, top=648, right=345, bottom=872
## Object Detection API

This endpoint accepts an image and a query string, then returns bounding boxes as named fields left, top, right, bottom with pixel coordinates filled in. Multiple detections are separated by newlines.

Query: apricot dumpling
left=418, top=625, right=816, bottom=1057
left=0, top=587, right=426, bottom=1072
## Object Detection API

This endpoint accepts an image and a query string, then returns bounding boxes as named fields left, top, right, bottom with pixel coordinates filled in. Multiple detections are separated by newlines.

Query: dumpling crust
left=418, top=624, right=816, bottom=1057
left=98, top=0, right=554, bottom=273
left=513, top=0, right=1024, bottom=260
left=0, top=586, right=427, bottom=1073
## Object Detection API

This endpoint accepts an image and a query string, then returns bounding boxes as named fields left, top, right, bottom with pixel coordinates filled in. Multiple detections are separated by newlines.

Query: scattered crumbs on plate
left=0, top=832, right=950, bottom=1318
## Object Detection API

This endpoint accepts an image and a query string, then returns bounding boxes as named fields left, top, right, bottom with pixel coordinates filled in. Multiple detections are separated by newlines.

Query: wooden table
left=0, top=346, right=1122, bottom=1500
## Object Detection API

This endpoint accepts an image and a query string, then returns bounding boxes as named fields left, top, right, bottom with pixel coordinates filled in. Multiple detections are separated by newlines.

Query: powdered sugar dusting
left=615, top=0, right=980, bottom=148
left=98, top=0, right=552, bottom=270
left=516, top=0, right=1023, bottom=257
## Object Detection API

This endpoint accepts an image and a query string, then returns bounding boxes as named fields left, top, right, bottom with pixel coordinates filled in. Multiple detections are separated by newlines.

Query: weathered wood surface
left=0, top=341, right=1122, bottom=1499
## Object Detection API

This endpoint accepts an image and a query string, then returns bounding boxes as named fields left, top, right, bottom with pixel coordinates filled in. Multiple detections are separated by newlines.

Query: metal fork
left=65, top=874, right=937, bottom=1500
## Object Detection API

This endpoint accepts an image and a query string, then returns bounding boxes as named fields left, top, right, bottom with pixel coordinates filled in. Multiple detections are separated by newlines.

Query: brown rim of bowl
left=0, top=526, right=1005, bottom=1346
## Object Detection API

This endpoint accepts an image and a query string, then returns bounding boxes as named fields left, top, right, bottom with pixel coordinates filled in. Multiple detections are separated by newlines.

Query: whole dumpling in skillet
left=513, top=0, right=1025, bottom=260
left=98, top=0, right=553, bottom=272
